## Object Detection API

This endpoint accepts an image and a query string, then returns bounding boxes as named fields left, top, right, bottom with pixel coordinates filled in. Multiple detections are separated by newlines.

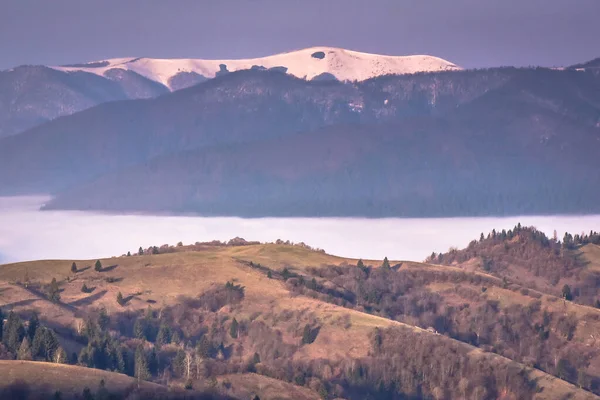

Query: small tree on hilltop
left=138, top=247, right=144, bottom=256
left=94, top=260, right=102, bottom=272
left=357, top=259, right=365, bottom=269
left=117, top=292, right=124, bottom=306
left=81, top=283, right=89, bottom=293
left=71, top=262, right=77, bottom=274
left=48, top=278, right=61, bottom=303
left=381, top=257, right=390, bottom=269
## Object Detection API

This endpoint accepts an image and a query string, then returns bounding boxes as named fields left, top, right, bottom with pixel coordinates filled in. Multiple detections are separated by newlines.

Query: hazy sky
left=1, top=0, right=599, bottom=71
left=2, top=197, right=600, bottom=263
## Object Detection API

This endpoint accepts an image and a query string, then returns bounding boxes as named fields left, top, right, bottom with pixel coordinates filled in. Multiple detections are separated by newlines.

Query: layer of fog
left=1, top=196, right=599, bottom=264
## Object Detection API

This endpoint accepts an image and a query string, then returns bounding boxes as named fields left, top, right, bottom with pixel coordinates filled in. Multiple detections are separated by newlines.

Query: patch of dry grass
left=217, top=373, right=321, bottom=400
left=0, top=360, right=163, bottom=396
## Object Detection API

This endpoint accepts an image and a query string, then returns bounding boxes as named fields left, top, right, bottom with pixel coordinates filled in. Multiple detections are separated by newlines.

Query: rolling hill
left=1, top=240, right=599, bottom=399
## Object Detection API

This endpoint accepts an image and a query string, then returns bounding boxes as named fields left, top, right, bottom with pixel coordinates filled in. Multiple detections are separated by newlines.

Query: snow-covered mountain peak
left=51, top=46, right=461, bottom=90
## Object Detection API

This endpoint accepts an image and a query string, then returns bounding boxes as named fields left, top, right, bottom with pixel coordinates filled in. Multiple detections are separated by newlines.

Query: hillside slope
left=0, top=243, right=598, bottom=399
left=0, top=360, right=165, bottom=397
left=52, top=46, right=461, bottom=89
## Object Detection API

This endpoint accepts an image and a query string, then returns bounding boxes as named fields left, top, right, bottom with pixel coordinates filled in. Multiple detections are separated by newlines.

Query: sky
left=0, top=0, right=599, bottom=71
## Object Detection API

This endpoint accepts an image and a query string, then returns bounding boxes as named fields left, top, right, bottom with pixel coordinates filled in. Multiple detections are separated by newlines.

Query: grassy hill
left=0, top=360, right=164, bottom=397
left=1, top=241, right=599, bottom=399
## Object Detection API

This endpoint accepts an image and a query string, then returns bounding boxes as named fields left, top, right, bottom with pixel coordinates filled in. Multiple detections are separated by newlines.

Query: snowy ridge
left=51, top=46, right=461, bottom=90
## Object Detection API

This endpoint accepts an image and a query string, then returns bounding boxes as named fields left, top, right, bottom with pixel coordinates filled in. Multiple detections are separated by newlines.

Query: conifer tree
left=381, top=257, right=390, bottom=269
left=562, top=284, right=573, bottom=301
left=27, top=313, right=39, bottom=340
left=48, top=278, right=61, bottom=303
left=97, top=307, right=110, bottom=331
left=134, top=344, right=150, bottom=383
left=17, top=336, right=33, bottom=360
left=116, top=292, right=124, bottom=306
left=230, top=318, right=239, bottom=339
left=71, top=262, right=77, bottom=274
left=156, top=323, right=172, bottom=348
left=95, top=260, right=102, bottom=272
left=357, top=259, right=365, bottom=269
left=81, top=283, right=89, bottom=293
left=4, top=311, right=25, bottom=352
left=138, top=247, right=144, bottom=256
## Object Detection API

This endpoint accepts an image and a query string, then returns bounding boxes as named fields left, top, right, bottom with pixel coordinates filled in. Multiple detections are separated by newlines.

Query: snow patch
left=51, top=46, right=462, bottom=91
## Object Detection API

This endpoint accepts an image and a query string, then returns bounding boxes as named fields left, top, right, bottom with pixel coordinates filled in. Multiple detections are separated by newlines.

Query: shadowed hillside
left=2, top=67, right=600, bottom=217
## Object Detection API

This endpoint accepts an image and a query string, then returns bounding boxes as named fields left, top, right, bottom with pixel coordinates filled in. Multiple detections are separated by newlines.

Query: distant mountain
left=0, top=65, right=168, bottom=138
left=2, top=65, right=600, bottom=217
left=0, top=47, right=459, bottom=138
left=51, top=46, right=462, bottom=90
left=569, top=57, right=600, bottom=70
left=0, top=68, right=514, bottom=195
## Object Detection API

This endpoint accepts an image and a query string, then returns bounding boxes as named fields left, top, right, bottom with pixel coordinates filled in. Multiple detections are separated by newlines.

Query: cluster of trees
left=249, top=259, right=600, bottom=394
left=429, top=225, right=600, bottom=304
left=0, top=310, right=67, bottom=363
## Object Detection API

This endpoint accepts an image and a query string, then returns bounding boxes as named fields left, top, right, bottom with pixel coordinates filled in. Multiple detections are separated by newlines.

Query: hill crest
left=50, top=46, right=461, bottom=89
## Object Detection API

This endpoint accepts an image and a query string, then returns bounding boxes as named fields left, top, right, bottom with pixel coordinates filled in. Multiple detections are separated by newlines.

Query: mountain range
left=0, top=47, right=459, bottom=138
left=0, top=49, right=599, bottom=217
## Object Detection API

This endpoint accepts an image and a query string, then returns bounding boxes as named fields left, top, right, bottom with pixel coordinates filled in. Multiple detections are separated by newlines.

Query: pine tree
left=148, top=347, right=158, bottom=376
left=81, top=283, right=89, bottom=293
left=381, top=257, right=390, bottom=269
left=134, top=344, right=150, bottom=383
left=116, top=292, right=124, bottom=306
left=562, top=284, right=573, bottom=301
left=95, top=260, right=102, bottom=272
left=48, top=278, right=61, bottom=303
left=4, top=311, right=25, bottom=352
left=156, top=323, right=172, bottom=348
left=127, top=251, right=131, bottom=257
left=97, top=307, right=110, bottom=331
left=27, top=313, right=39, bottom=340
left=134, top=318, right=145, bottom=339
left=302, top=324, right=317, bottom=344
left=267, top=270, right=272, bottom=279
left=171, top=330, right=181, bottom=345
left=71, top=262, right=78, bottom=274
left=357, top=259, right=365, bottom=269
left=230, top=318, right=239, bottom=339
left=138, top=247, right=144, bottom=256
left=17, top=336, right=33, bottom=360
